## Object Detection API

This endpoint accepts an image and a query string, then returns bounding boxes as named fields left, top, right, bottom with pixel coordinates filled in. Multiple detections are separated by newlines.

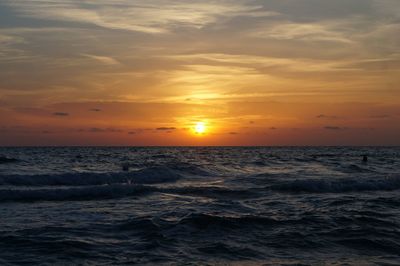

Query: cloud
left=167, top=53, right=358, bottom=74
left=82, top=54, right=120, bottom=65
left=316, top=114, right=339, bottom=119
left=373, top=0, right=400, bottom=18
left=324, top=126, right=347, bottom=130
left=0, top=33, right=30, bottom=62
left=358, top=23, right=400, bottom=55
left=2, top=1, right=399, bottom=107
left=89, top=108, right=102, bottom=112
left=369, top=114, right=391, bottom=119
left=53, top=112, right=69, bottom=116
left=5, top=0, right=274, bottom=33
left=88, top=127, right=123, bottom=133
left=0, top=34, right=23, bottom=44
left=156, top=127, right=176, bottom=131
left=251, top=22, right=353, bottom=44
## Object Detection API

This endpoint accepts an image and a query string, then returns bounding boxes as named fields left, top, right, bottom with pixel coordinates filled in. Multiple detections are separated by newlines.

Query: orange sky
left=0, top=0, right=399, bottom=145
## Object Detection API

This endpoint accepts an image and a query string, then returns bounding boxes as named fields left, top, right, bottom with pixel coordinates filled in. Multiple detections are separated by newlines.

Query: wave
left=113, top=213, right=281, bottom=234
left=0, top=172, right=131, bottom=187
left=0, top=184, right=154, bottom=202
left=0, top=162, right=209, bottom=187
left=0, top=156, right=19, bottom=164
left=130, top=166, right=183, bottom=184
left=164, top=186, right=257, bottom=200
left=176, top=213, right=278, bottom=230
left=271, top=175, right=400, bottom=193
left=335, top=238, right=400, bottom=255
left=0, top=185, right=252, bottom=203
left=341, top=164, right=376, bottom=173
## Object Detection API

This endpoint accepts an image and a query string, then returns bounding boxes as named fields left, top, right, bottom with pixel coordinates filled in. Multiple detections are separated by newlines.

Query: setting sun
left=194, top=122, right=207, bottom=134
left=1, top=1, right=400, bottom=265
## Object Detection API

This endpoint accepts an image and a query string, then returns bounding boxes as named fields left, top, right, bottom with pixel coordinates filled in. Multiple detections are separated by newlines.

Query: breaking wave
left=0, top=162, right=210, bottom=187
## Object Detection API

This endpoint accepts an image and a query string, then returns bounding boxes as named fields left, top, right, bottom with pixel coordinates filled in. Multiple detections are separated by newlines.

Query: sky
left=0, top=0, right=399, bottom=146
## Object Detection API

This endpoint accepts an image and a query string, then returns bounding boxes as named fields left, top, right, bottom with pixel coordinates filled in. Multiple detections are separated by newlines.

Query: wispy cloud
left=6, top=0, right=274, bottom=33
left=324, top=126, right=347, bottom=130
left=156, top=127, right=176, bottom=131
left=53, top=112, right=69, bottom=116
left=82, top=54, right=121, bottom=65
left=88, top=127, right=123, bottom=133
left=251, top=21, right=353, bottom=44
left=0, top=33, right=32, bottom=62
left=316, top=114, right=339, bottom=119
left=0, top=34, right=22, bottom=44
left=166, top=53, right=360, bottom=72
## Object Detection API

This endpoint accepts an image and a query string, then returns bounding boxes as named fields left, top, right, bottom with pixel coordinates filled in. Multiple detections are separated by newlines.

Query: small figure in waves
left=122, top=163, right=130, bottom=171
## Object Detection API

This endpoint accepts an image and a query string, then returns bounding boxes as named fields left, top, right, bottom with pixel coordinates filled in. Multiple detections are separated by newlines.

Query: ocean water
left=0, top=147, right=400, bottom=265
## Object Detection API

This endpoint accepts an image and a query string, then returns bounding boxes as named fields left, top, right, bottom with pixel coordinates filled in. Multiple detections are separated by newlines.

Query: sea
left=0, top=147, right=399, bottom=265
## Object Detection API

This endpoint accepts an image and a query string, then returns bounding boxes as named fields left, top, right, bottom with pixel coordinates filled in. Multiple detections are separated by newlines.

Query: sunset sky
left=0, top=0, right=399, bottom=146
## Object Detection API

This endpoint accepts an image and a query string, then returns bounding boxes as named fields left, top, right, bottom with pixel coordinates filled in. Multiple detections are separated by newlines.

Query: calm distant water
left=0, top=147, right=399, bottom=265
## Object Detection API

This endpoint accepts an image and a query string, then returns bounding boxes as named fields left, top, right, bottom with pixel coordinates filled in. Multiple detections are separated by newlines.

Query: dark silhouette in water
left=0, top=156, right=18, bottom=164
left=122, top=163, right=130, bottom=171
left=363, top=155, right=368, bottom=163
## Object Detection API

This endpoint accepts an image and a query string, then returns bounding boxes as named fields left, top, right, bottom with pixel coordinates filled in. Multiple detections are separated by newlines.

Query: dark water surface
left=0, top=147, right=399, bottom=265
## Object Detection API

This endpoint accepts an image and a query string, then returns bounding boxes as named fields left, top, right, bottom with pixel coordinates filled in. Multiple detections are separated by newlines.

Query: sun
left=194, top=122, right=207, bottom=134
